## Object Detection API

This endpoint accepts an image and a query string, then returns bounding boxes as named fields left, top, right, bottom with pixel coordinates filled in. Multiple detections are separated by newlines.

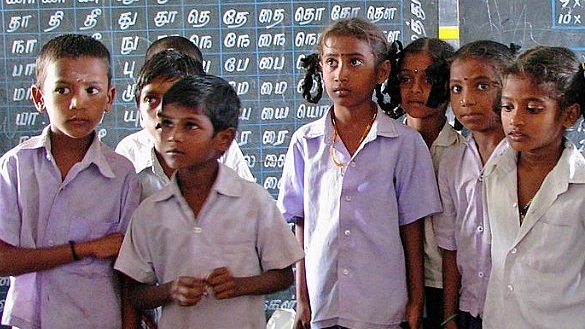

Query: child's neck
left=155, top=150, right=175, bottom=179
left=471, top=128, right=505, bottom=165
left=50, top=132, right=93, bottom=179
left=516, top=144, right=563, bottom=222
left=176, top=163, right=219, bottom=219
left=332, top=102, right=377, bottom=156
left=406, top=114, right=446, bottom=149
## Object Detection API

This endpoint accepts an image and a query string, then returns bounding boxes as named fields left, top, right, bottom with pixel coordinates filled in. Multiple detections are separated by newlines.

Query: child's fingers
left=211, top=281, right=235, bottom=299
left=205, top=266, right=229, bottom=284
left=170, top=276, right=207, bottom=306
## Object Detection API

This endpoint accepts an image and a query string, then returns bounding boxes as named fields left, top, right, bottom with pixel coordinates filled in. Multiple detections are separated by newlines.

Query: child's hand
left=206, top=267, right=236, bottom=299
left=169, top=276, right=207, bottom=307
left=87, top=233, right=124, bottom=259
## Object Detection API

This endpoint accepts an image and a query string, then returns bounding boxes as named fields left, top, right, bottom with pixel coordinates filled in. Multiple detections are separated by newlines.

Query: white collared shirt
left=483, top=138, right=585, bottom=328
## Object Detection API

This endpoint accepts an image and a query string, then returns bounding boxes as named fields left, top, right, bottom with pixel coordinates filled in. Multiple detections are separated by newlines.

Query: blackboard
left=0, top=0, right=439, bottom=324
left=459, top=0, right=585, bottom=150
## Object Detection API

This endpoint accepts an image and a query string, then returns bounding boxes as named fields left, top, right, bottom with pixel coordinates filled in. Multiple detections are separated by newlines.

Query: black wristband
left=68, top=240, right=80, bottom=261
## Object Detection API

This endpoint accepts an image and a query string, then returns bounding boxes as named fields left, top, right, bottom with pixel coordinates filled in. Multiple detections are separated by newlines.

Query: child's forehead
left=451, top=57, right=499, bottom=78
left=161, top=103, right=205, bottom=116
left=141, top=76, right=179, bottom=93
left=42, top=56, right=109, bottom=82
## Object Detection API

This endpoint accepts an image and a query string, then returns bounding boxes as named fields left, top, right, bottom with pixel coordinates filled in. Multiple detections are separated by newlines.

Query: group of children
left=0, top=15, right=584, bottom=329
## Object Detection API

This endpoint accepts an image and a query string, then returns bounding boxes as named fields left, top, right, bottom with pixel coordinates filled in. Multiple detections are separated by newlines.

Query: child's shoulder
left=221, top=164, right=268, bottom=195
left=99, top=141, right=138, bottom=174
left=0, top=132, right=46, bottom=164
left=115, top=129, right=153, bottom=159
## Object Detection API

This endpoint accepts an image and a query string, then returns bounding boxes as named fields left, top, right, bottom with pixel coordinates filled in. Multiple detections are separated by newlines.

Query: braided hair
left=298, top=17, right=401, bottom=117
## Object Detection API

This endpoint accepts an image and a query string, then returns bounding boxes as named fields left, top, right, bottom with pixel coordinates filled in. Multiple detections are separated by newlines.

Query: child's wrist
left=68, top=240, right=80, bottom=261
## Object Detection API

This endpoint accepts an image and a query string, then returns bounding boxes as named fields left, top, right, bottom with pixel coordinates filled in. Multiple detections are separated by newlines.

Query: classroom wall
left=0, top=0, right=439, bottom=323
left=0, top=0, right=584, bottom=324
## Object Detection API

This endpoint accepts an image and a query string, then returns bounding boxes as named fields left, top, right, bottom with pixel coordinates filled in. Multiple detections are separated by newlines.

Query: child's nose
left=335, top=64, right=349, bottom=82
left=510, top=110, right=524, bottom=126
left=168, top=127, right=183, bottom=142
left=412, top=77, right=424, bottom=93
left=69, top=92, right=87, bottom=110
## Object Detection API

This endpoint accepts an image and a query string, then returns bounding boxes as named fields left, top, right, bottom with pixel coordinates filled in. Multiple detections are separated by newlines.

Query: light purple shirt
left=0, top=126, right=142, bottom=329
left=115, top=164, right=304, bottom=329
left=277, top=107, right=442, bottom=329
left=433, top=136, right=506, bottom=317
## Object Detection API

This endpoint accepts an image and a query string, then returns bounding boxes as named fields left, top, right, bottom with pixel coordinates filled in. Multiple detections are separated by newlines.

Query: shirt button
left=48, top=240, right=54, bottom=246
left=345, top=195, right=352, bottom=202
left=344, top=230, right=351, bottom=236
left=342, top=269, right=349, bottom=275
left=511, top=247, right=517, bottom=254
left=478, top=271, right=484, bottom=278
left=477, top=226, right=483, bottom=233
left=512, top=202, right=518, bottom=208
left=350, top=162, right=356, bottom=167
left=193, top=227, right=203, bottom=234
left=507, top=284, right=514, bottom=291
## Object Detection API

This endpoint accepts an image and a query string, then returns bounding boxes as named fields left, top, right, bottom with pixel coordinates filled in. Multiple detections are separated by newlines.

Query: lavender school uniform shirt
left=0, top=126, right=141, bottom=329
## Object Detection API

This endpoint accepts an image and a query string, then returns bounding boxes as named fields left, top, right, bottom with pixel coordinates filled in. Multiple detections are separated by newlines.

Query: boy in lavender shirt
left=0, top=34, right=141, bottom=329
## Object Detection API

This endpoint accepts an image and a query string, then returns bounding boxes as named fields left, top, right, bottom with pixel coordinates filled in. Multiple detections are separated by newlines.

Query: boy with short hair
left=116, top=38, right=255, bottom=189
left=0, top=34, right=142, bottom=328
left=115, top=74, right=304, bottom=328
left=116, top=49, right=205, bottom=199
left=145, top=35, right=203, bottom=62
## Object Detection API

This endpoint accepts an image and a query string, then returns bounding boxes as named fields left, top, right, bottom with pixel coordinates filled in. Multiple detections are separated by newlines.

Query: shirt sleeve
left=256, top=191, right=304, bottom=271
left=115, top=207, right=156, bottom=284
left=432, top=151, right=458, bottom=251
left=394, top=131, right=443, bottom=225
left=0, top=153, right=21, bottom=246
left=276, top=131, right=306, bottom=223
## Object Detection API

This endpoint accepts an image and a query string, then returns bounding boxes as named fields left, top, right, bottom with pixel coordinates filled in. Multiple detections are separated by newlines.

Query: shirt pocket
left=65, top=216, right=119, bottom=272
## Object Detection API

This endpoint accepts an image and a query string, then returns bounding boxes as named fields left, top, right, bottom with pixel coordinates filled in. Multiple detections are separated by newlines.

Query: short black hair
left=135, top=48, right=205, bottom=104
left=162, top=74, right=240, bottom=133
left=35, top=34, right=111, bottom=87
left=145, top=36, right=203, bottom=62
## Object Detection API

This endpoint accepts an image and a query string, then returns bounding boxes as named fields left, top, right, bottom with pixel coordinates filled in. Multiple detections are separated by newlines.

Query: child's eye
left=501, top=104, right=513, bottom=112
left=324, top=58, right=337, bottom=67
left=450, top=85, right=462, bottom=94
left=144, top=95, right=160, bottom=105
left=87, top=86, right=100, bottom=95
left=159, top=119, right=173, bottom=129
left=527, top=106, right=542, bottom=114
left=186, top=122, right=200, bottom=130
left=477, top=83, right=490, bottom=91
left=399, top=76, right=413, bottom=85
left=55, top=87, right=70, bottom=94
left=350, top=58, right=363, bottom=66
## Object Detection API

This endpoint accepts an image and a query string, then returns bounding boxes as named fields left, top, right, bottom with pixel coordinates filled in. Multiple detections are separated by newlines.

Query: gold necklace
left=519, top=197, right=533, bottom=225
left=329, top=109, right=377, bottom=169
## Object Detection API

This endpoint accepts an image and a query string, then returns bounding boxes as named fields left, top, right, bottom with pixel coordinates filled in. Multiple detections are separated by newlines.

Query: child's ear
left=376, top=59, right=391, bottom=84
left=562, top=103, right=581, bottom=128
left=31, top=85, right=45, bottom=113
left=214, top=127, right=236, bottom=152
left=104, top=86, right=116, bottom=113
